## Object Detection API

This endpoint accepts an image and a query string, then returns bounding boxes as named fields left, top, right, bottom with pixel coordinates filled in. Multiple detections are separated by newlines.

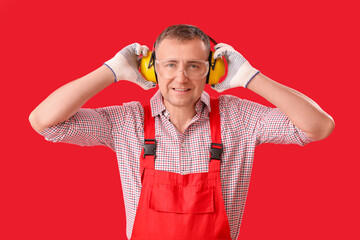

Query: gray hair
left=154, top=24, right=210, bottom=54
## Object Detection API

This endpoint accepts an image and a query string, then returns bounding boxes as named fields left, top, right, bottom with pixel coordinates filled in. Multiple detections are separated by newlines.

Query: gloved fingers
left=214, top=43, right=233, bottom=50
left=213, top=43, right=235, bottom=59
left=132, top=43, right=142, bottom=56
left=130, top=43, right=149, bottom=57
left=140, top=45, right=149, bottom=57
left=136, top=75, right=157, bottom=90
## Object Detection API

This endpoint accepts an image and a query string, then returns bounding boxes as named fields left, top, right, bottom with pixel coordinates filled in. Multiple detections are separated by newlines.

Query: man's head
left=154, top=24, right=210, bottom=111
left=154, top=24, right=211, bottom=57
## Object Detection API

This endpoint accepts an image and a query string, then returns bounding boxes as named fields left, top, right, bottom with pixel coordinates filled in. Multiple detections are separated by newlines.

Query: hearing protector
left=140, top=36, right=225, bottom=85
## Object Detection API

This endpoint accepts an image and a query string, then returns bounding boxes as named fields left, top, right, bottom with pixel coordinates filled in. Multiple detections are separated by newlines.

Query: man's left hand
left=211, top=43, right=260, bottom=92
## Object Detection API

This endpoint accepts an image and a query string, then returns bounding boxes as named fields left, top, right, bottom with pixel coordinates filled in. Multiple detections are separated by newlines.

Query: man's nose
left=175, top=68, right=189, bottom=83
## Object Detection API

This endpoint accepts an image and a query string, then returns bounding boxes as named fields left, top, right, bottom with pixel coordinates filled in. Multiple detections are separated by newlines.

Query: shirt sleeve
left=221, top=95, right=317, bottom=146
left=38, top=105, right=127, bottom=151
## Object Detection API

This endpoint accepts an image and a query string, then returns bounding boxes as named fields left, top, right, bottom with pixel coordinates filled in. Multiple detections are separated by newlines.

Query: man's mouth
left=173, top=88, right=190, bottom=92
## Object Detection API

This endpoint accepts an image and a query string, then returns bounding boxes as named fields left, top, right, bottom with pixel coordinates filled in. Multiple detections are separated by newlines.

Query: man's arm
left=211, top=43, right=335, bottom=141
left=29, top=65, right=114, bottom=133
left=246, top=73, right=334, bottom=141
left=29, top=43, right=154, bottom=133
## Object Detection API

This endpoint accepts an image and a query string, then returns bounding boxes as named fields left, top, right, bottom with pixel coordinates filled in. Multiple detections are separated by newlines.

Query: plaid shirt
left=40, top=90, right=315, bottom=240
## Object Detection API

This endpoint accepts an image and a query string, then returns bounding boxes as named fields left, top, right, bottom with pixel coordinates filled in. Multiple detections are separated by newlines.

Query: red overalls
left=130, top=98, right=232, bottom=240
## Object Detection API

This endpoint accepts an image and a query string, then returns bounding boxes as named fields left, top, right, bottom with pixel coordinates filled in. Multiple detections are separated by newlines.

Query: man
left=29, top=24, right=334, bottom=240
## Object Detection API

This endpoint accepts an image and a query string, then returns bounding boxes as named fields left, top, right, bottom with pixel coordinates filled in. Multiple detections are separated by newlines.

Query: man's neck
left=165, top=104, right=197, bottom=134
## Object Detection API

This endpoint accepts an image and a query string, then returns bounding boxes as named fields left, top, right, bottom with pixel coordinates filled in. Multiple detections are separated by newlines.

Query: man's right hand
left=104, top=43, right=156, bottom=90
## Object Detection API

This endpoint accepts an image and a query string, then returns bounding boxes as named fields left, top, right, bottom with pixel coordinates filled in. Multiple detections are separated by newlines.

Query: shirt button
left=181, top=143, right=185, bottom=148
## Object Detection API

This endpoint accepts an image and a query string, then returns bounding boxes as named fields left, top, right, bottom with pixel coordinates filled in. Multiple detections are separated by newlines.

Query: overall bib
left=130, top=98, right=232, bottom=240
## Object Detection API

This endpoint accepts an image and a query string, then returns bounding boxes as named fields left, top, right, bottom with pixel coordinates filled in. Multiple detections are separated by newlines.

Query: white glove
left=104, top=43, right=156, bottom=90
left=211, top=43, right=260, bottom=92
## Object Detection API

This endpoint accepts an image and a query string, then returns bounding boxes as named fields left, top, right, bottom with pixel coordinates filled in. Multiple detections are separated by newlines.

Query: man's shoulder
left=218, top=94, right=264, bottom=109
left=104, top=100, right=145, bottom=112
left=91, top=101, right=145, bottom=123
left=217, top=94, right=269, bottom=117
left=121, top=100, right=144, bottom=109
left=218, top=94, right=242, bottom=102
left=114, top=100, right=146, bottom=118
left=218, top=94, right=243, bottom=110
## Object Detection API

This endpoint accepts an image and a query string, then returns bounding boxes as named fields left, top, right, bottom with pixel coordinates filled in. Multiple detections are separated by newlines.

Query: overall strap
left=143, top=105, right=155, bottom=140
left=140, top=105, right=156, bottom=183
left=140, top=99, right=223, bottom=178
left=209, top=97, right=223, bottom=172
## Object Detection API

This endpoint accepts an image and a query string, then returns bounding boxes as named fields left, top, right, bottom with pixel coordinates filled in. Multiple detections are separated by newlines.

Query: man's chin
left=164, top=98, right=195, bottom=109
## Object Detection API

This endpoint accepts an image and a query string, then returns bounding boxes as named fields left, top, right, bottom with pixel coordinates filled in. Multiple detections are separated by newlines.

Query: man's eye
left=165, top=63, right=176, bottom=68
left=189, top=64, right=200, bottom=69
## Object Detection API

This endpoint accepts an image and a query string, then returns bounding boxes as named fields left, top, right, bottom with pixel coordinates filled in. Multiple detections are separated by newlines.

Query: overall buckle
left=143, top=139, right=156, bottom=158
left=210, top=143, right=223, bottom=161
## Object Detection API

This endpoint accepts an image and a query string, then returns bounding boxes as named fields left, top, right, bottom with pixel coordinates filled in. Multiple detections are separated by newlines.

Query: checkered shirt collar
left=149, top=90, right=211, bottom=118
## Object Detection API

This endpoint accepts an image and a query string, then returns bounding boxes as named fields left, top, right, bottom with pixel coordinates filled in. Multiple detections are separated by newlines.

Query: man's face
left=155, top=38, right=209, bottom=111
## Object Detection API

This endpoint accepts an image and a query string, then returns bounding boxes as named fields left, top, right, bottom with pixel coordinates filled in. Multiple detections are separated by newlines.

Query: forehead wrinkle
left=157, top=58, right=207, bottom=63
left=155, top=38, right=208, bottom=61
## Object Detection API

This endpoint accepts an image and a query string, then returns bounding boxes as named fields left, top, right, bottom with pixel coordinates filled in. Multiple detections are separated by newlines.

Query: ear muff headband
left=139, top=35, right=225, bottom=85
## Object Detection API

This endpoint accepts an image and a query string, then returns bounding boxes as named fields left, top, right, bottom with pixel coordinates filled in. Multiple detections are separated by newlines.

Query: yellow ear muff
left=140, top=51, right=157, bottom=83
left=208, top=51, right=226, bottom=85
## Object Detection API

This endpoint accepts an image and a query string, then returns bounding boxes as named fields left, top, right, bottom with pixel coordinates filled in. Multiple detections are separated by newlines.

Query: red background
left=1, top=0, right=359, bottom=239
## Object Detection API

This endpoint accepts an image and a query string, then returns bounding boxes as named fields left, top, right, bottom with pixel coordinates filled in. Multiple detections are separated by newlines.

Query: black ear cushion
left=149, top=51, right=158, bottom=83
left=206, top=51, right=213, bottom=84
left=154, top=70, right=158, bottom=83
left=149, top=52, right=156, bottom=68
left=153, top=52, right=158, bottom=83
